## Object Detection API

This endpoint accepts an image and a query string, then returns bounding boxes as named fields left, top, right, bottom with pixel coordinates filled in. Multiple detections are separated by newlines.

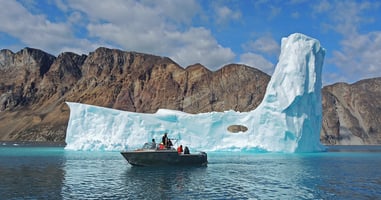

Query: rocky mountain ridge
left=321, top=78, right=381, bottom=144
left=1, top=47, right=380, bottom=144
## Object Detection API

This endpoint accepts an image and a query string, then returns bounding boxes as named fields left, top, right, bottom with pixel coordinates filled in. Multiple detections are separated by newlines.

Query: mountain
left=321, top=78, right=381, bottom=144
left=0, top=47, right=380, bottom=144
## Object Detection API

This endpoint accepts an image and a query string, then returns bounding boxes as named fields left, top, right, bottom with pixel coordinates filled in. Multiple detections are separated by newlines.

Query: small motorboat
left=121, top=142, right=207, bottom=167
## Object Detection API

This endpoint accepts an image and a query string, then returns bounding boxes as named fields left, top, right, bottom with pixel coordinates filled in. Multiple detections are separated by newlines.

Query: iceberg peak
left=65, top=33, right=326, bottom=152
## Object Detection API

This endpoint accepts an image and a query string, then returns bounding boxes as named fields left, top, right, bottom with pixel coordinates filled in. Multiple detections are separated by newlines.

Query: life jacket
left=159, top=143, right=165, bottom=149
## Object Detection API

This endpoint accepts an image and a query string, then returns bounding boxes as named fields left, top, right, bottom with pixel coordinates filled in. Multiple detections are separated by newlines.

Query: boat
left=120, top=142, right=207, bottom=166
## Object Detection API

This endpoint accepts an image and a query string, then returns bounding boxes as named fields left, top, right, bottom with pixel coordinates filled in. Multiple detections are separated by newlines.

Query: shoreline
left=0, top=141, right=66, bottom=147
left=2, top=141, right=381, bottom=152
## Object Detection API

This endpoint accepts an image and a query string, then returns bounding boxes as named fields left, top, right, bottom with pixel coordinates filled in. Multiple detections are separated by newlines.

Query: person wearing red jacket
left=177, top=145, right=183, bottom=154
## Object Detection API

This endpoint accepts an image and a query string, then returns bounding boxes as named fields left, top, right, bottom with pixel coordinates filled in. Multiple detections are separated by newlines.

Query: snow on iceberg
left=65, top=33, right=326, bottom=152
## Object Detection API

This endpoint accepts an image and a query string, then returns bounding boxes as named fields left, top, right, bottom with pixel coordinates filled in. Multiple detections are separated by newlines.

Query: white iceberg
left=65, top=33, right=326, bottom=152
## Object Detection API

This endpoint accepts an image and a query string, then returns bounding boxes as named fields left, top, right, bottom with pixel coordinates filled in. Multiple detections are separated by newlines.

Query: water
left=1, top=144, right=381, bottom=199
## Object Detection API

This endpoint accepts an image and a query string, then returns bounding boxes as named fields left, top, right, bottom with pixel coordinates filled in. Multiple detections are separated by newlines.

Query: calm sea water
left=1, top=143, right=381, bottom=200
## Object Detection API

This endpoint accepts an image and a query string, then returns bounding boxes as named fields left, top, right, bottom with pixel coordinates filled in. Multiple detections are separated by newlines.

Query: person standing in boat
left=162, top=133, right=168, bottom=147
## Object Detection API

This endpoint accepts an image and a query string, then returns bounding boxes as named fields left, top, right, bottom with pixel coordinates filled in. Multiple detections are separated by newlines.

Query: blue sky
left=1, top=0, right=380, bottom=85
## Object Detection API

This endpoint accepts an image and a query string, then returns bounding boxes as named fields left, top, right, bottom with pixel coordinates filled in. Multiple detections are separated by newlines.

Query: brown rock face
left=321, top=78, right=381, bottom=144
left=0, top=47, right=270, bottom=142
left=0, top=48, right=55, bottom=109
left=0, top=48, right=85, bottom=141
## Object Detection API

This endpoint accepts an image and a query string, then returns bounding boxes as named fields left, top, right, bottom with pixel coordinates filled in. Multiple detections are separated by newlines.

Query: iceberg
left=65, top=33, right=326, bottom=152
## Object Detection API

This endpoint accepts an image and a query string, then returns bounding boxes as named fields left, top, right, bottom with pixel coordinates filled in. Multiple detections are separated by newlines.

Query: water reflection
left=206, top=153, right=317, bottom=199
left=0, top=147, right=66, bottom=200
left=59, top=150, right=381, bottom=199
left=2, top=146, right=380, bottom=199
left=122, top=166, right=207, bottom=199
left=119, top=153, right=331, bottom=199
left=60, top=150, right=128, bottom=199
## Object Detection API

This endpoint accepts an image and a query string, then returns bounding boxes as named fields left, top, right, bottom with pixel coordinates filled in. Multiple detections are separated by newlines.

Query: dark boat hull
left=120, top=150, right=207, bottom=166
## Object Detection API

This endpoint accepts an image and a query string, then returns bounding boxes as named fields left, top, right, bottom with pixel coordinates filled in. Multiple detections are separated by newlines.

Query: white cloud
left=240, top=35, right=279, bottom=75
left=0, top=0, right=235, bottom=69
left=314, top=1, right=381, bottom=83
left=54, top=0, right=69, bottom=12
left=313, top=0, right=331, bottom=13
left=67, top=11, right=83, bottom=25
left=5, top=0, right=379, bottom=84
left=239, top=52, right=274, bottom=75
left=331, top=1, right=374, bottom=35
left=214, top=5, right=242, bottom=25
left=0, top=1, right=65, bottom=50
left=322, top=70, right=347, bottom=85
left=65, top=0, right=234, bottom=69
left=0, top=0, right=97, bottom=55
left=168, top=27, right=235, bottom=69
left=332, top=32, right=381, bottom=82
left=243, top=35, right=280, bottom=56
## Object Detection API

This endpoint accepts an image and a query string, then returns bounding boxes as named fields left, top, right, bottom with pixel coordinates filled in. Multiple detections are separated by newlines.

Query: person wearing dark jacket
left=184, top=146, right=190, bottom=154
left=162, top=133, right=168, bottom=147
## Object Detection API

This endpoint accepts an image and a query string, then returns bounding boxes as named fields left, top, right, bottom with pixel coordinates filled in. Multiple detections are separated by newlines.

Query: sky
left=0, top=0, right=380, bottom=85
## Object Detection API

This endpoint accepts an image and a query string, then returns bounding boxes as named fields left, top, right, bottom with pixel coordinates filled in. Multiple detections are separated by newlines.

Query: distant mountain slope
left=321, top=78, right=381, bottom=144
left=0, top=47, right=380, bottom=144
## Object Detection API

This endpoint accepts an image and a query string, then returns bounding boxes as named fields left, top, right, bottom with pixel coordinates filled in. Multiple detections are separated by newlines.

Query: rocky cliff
left=321, top=78, right=381, bottom=144
left=1, top=47, right=380, bottom=144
